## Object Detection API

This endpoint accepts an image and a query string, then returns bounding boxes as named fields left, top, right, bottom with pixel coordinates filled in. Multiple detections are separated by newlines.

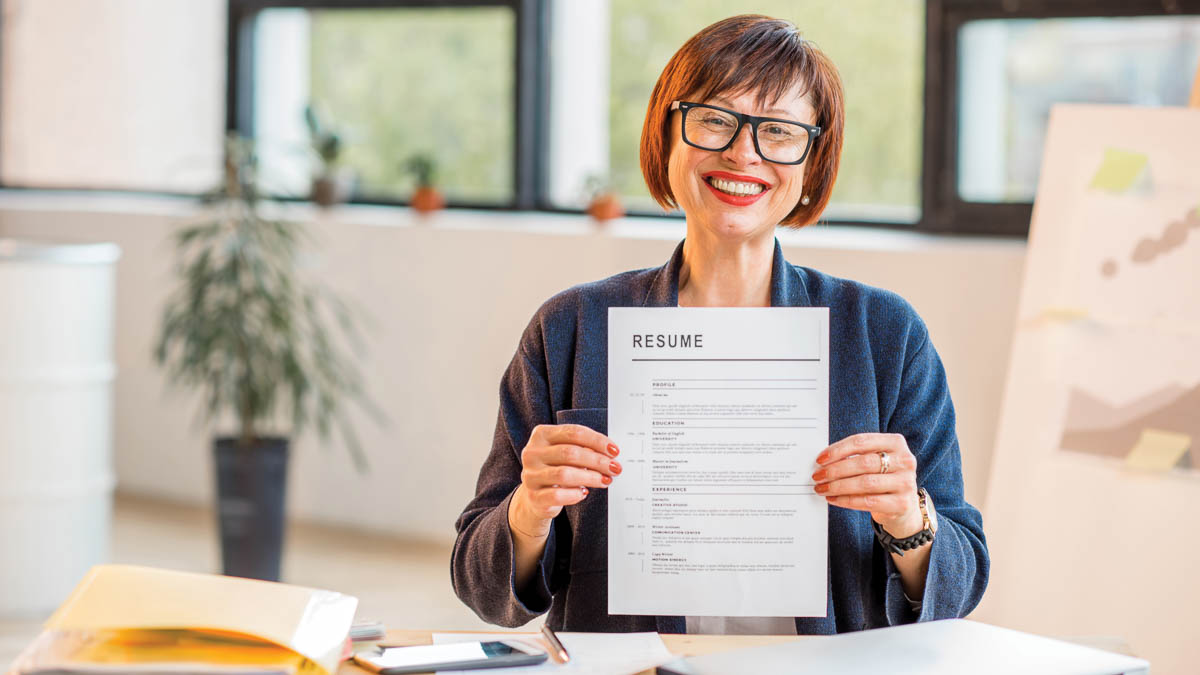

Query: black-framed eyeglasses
left=670, top=101, right=821, bottom=165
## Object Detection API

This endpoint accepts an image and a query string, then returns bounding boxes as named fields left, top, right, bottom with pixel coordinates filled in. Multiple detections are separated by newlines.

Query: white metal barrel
left=0, top=239, right=120, bottom=617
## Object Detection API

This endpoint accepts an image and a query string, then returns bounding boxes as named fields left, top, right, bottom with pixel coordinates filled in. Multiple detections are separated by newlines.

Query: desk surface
left=338, top=630, right=804, bottom=674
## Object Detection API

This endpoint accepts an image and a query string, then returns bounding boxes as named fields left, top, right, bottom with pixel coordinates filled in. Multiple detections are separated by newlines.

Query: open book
left=6, top=565, right=358, bottom=675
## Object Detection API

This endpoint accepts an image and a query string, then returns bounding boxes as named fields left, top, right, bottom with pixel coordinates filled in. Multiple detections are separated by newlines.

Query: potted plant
left=304, top=104, right=354, bottom=207
left=155, top=134, right=375, bottom=581
left=584, top=174, right=625, bottom=223
left=406, top=154, right=445, bottom=214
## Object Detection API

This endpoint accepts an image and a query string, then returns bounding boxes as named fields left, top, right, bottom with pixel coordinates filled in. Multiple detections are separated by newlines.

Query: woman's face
left=667, top=83, right=815, bottom=244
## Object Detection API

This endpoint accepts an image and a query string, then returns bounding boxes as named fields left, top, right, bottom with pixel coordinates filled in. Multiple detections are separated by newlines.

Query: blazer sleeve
left=881, top=325, right=990, bottom=625
left=450, top=336, right=563, bottom=628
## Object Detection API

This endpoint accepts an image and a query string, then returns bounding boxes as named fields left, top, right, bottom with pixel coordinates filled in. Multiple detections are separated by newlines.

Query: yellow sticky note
left=1125, top=428, right=1191, bottom=471
left=1089, top=148, right=1149, bottom=193
left=1040, top=307, right=1089, bottom=322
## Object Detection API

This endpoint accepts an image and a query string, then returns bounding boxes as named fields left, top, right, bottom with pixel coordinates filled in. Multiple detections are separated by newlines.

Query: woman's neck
left=677, top=230, right=775, bottom=307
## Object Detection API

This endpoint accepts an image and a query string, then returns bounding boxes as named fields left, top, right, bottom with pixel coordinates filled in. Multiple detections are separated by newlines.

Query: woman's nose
left=721, top=124, right=760, bottom=166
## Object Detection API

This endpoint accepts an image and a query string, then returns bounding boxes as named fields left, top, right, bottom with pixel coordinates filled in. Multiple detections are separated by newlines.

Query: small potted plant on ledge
left=305, top=104, right=354, bottom=207
left=155, top=134, right=377, bottom=581
left=584, top=174, right=625, bottom=223
left=406, top=154, right=445, bottom=215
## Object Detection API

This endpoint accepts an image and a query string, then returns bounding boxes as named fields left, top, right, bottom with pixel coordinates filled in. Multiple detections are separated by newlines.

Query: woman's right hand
left=509, top=424, right=621, bottom=539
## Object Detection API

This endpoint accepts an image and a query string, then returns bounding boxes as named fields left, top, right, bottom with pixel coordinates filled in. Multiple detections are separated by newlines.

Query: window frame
left=1, top=2, right=1195, bottom=236
left=923, top=0, right=1200, bottom=236
left=231, top=0, right=1198, bottom=235
left=226, top=0, right=548, bottom=210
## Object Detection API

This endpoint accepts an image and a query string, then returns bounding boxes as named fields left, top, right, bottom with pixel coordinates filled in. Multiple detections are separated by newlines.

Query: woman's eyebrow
left=708, top=96, right=798, bottom=118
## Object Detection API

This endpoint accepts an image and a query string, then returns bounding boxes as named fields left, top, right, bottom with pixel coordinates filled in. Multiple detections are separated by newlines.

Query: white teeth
left=709, top=177, right=765, bottom=196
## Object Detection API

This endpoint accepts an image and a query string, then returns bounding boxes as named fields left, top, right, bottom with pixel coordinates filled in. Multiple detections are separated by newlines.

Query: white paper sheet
left=607, top=308, right=829, bottom=617
left=430, top=631, right=674, bottom=675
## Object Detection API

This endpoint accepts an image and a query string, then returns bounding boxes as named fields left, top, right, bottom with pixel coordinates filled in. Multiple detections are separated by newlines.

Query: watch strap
left=872, top=487, right=935, bottom=556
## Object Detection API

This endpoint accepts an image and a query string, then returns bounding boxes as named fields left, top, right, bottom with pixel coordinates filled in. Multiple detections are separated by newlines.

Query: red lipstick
left=701, top=171, right=771, bottom=206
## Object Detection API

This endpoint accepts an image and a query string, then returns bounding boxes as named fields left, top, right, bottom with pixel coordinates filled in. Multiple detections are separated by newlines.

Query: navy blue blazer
left=452, top=239, right=988, bottom=633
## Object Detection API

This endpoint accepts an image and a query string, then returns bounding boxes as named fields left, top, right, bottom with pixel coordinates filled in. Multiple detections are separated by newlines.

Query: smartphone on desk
left=353, top=640, right=548, bottom=674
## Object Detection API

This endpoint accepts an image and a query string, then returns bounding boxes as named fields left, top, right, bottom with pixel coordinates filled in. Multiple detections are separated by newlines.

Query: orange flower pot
left=587, top=193, right=624, bottom=223
left=412, top=186, right=445, bottom=214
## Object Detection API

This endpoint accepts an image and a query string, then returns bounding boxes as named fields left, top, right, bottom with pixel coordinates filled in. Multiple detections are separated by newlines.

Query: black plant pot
left=214, top=436, right=289, bottom=581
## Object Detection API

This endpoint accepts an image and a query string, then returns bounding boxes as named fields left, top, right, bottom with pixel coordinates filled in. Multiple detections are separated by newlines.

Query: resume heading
left=632, top=333, right=704, bottom=348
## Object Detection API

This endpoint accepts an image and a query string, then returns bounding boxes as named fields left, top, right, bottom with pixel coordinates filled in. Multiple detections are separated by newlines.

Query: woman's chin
left=691, top=211, right=776, bottom=242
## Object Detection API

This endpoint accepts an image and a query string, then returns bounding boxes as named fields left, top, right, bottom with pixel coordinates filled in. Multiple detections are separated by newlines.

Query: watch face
left=921, top=488, right=939, bottom=534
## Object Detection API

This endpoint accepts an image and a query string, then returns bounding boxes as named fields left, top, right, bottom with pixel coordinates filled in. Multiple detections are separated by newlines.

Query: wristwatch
left=872, top=487, right=938, bottom=556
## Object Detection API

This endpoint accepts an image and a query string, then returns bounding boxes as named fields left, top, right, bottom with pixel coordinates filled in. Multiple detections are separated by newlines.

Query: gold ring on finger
left=878, top=452, right=890, bottom=474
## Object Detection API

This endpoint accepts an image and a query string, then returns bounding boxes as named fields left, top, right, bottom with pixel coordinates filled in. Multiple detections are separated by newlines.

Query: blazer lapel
left=769, top=238, right=811, bottom=308
left=641, top=240, right=685, bottom=307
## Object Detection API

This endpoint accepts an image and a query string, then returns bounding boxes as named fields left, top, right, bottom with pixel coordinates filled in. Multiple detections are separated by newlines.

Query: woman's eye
left=701, top=115, right=733, bottom=127
left=762, top=124, right=793, bottom=138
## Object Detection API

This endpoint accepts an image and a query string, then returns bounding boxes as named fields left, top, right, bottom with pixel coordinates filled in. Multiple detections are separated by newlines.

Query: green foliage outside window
left=609, top=1, right=924, bottom=219
left=308, top=7, right=514, bottom=203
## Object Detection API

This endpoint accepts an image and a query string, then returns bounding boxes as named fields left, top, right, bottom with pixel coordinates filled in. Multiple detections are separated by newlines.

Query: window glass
left=255, top=6, right=515, bottom=204
left=548, top=0, right=924, bottom=224
left=958, top=16, right=1200, bottom=203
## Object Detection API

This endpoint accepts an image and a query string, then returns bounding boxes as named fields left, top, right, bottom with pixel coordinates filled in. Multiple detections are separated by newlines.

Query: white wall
left=0, top=192, right=1025, bottom=544
left=0, top=0, right=224, bottom=191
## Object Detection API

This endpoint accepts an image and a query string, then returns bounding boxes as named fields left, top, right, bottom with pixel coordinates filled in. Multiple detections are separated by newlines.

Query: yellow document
left=1125, top=428, right=1191, bottom=471
left=43, top=628, right=319, bottom=673
left=27, top=564, right=358, bottom=674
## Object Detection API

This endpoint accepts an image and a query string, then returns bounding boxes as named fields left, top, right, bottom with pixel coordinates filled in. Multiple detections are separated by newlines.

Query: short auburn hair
left=639, top=15, right=845, bottom=228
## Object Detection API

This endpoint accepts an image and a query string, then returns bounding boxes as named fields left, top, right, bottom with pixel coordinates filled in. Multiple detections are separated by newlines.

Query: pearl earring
left=801, top=195, right=811, bottom=206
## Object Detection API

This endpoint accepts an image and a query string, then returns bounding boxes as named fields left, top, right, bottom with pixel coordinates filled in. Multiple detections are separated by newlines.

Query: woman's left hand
left=811, top=433, right=923, bottom=537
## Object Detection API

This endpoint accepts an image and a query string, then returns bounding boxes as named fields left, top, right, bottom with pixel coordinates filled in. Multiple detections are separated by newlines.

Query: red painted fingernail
left=607, top=444, right=620, bottom=457
left=816, top=452, right=829, bottom=464
left=580, top=487, right=589, bottom=496
left=601, top=475, right=612, bottom=485
left=812, top=469, right=827, bottom=482
left=610, top=461, right=622, bottom=475
left=814, top=483, right=828, bottom=494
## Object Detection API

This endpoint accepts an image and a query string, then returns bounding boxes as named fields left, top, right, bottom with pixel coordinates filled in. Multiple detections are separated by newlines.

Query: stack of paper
left=348, top=621, right=387, bottom=644
left=430, top=631, right=675, bottom=675
left=6, top=565, right=358, bottom=675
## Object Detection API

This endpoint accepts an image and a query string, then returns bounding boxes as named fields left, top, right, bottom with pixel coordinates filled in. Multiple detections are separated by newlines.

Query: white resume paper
left=607, top=307, right=829, bottom=617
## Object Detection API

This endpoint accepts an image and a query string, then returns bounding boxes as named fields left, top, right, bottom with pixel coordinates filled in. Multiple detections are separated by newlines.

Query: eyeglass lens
left=683, top=106, right=811, bottom=163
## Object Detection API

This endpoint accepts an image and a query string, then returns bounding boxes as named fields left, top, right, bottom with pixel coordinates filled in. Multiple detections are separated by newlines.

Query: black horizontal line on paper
left=632, top=358, right=820, bottom=361
left=664, top=426, right=817, bottom=429
left=651, top=378, right=818, bottom=381
left=675, top=492, right=816, bottom=496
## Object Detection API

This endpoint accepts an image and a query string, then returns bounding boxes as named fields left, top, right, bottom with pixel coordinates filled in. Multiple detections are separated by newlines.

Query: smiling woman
left=641, top=16, right=843, bottom=231
left=452, top=14, right=988, bottom=636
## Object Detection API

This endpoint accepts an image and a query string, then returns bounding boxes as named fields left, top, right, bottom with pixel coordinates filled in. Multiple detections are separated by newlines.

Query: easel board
left=978, top=103, right=1200, bottom=675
